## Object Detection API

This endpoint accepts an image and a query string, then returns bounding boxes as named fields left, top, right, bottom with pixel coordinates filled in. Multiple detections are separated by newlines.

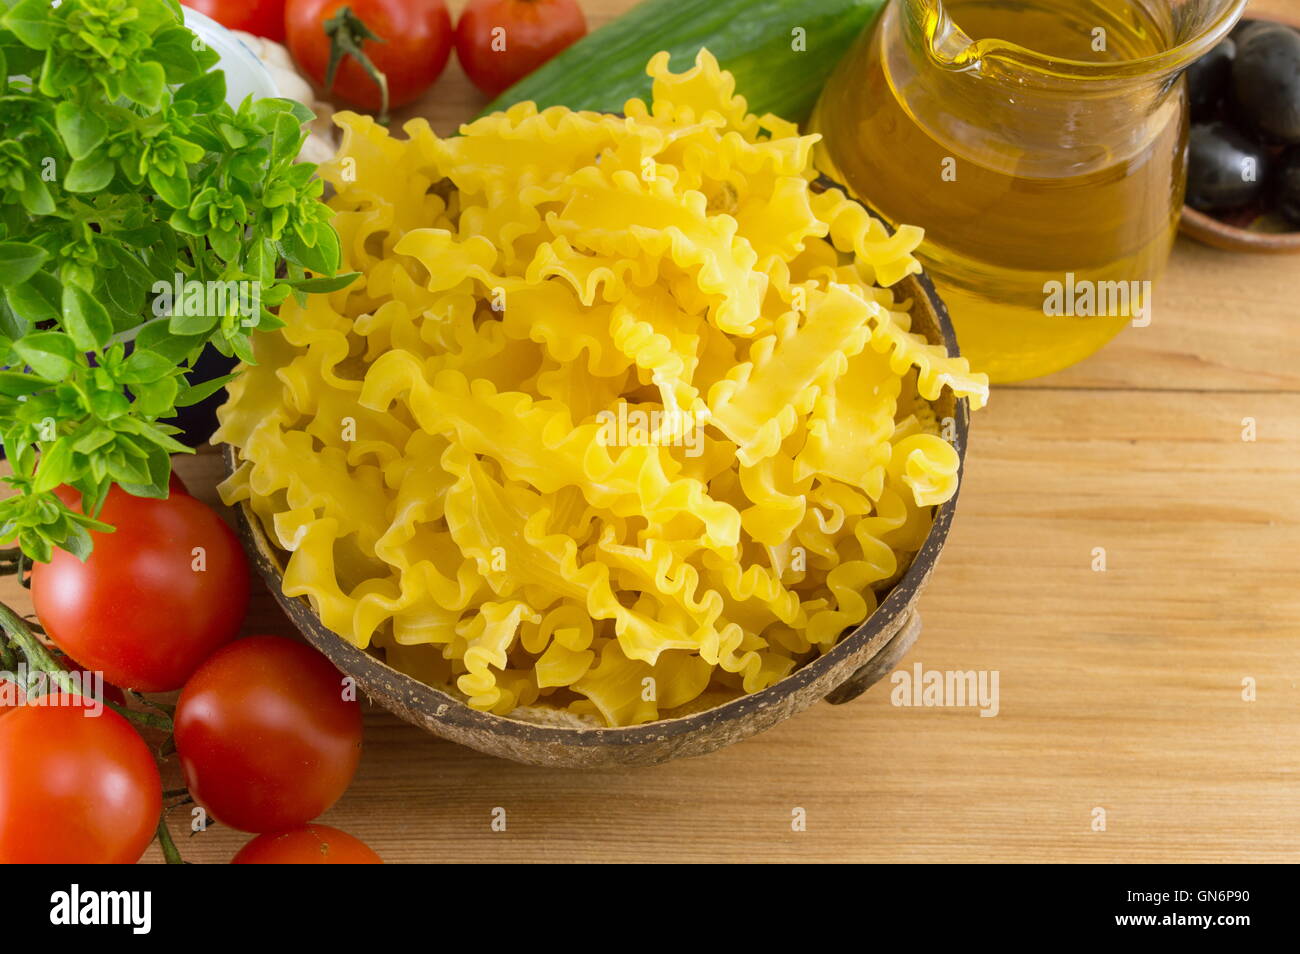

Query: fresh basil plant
left=0, top=0, right=355, bottom=562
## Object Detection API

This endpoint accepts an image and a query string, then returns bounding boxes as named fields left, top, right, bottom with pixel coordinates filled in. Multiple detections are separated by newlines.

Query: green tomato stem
left=323, top=5, right=392, bottom=124
left=156, top=813, right=186, bottom=865
left=0, top=598, right=173, bottom=732
left=0, top=599, right=79, bottom=694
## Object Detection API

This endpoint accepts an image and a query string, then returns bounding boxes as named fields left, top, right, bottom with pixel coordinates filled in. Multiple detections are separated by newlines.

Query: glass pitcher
left=811, top=0, right=1247, bottom=382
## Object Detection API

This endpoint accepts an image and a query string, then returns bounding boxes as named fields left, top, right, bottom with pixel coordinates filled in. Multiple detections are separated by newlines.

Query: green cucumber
left=482, top=0, right=885, bottom=125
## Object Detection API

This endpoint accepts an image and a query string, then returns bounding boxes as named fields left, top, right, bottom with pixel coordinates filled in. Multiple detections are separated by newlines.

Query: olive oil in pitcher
left=812, top=0, right=1244, bottom=382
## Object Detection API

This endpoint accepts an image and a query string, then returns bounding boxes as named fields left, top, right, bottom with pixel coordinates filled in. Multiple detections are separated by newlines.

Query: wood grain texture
left=5, top=0, right=1299, bottom=864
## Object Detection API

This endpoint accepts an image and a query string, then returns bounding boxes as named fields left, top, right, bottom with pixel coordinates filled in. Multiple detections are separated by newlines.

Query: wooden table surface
left=9, top=0, right=1300, bottom=864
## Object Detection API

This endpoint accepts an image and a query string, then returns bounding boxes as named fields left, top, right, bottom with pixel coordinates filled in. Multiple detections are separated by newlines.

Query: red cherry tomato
left=0, top=678, right=23, bottom=718
left=232, top=824, right=382, bottom=863
left=0, top=696, right=161, bottom=864
left=456, top=0, right=588, bottom=97
left=184, top=0, right=288, bottom=43
left=168, top=470, right=191, bottom=497
left=31, top=487, right=250, bottom=692
left=175, top=636, right=363, bottom=833
left=286, top=0, right=453, bottom=114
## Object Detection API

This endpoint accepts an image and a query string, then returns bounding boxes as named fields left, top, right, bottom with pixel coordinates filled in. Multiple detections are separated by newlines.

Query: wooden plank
left=117, top=388, right=1300, bottom=863
left=5, top=0, right=1299, bottom=865
left=1003, top=237, right=1300, bottom=393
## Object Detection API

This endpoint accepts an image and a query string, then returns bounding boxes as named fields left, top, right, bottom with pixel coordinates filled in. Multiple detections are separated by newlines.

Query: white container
left=181, top=6, right=280, bottom=107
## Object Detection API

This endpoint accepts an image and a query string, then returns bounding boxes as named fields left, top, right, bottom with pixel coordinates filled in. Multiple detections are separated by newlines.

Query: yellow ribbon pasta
left=216, top=49, right=988, bottom=727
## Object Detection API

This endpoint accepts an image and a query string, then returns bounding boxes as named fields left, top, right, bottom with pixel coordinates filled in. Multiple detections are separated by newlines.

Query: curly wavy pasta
left=216, top=50, right=988, bottom=727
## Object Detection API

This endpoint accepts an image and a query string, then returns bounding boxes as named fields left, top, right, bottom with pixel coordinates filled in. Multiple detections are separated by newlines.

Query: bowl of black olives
left=1182, top=16, right=1300, bottom=253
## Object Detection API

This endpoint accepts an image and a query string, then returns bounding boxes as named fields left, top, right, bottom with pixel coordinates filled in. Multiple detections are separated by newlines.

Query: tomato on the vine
left=175, top=636, right=363, bottom=833
left=31, top=487, right=249, bottom=692
left=232, top=824, right=382, bottom=864
left=0, top=697, right=161, bottom=864
left=184, top=1, right=288, bottom=43
left=286, top=0, right=453, bottom=118
left=456, top=0, right=588, bottom=97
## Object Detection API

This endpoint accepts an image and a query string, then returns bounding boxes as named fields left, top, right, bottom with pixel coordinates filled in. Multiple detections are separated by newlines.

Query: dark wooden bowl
left=1181, top=205, right=1300, bottom=254
left=224, top=177, right=972, bottom=767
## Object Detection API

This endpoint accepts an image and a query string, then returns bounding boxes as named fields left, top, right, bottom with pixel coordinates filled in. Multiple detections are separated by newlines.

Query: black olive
left=1186, top=121, right=1270, bottom=211
left=1278, top=147, right=1300, bottom=227
left=1187, top=38, right=1234, bottom=120
left=1231, top=24, right=1300, bottom=144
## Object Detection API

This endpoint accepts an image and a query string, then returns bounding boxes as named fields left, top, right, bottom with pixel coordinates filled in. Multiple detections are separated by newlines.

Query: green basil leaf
left=12, top=331, right=77, bottom=380
left=132, top=0, right=182, bottom=35
left=0, top=37, right=40, bottom=75
left=120, top=348, right=174, bottom=384
left=19, top=176, right=53, bottom=215
left=270, top=110, right=302, bottom=167
left=0, top=290, right=27, bottom=339
left=134, top=320, right=205, bottom=366
left=71, top=424, right=115, bottom=455
left=115, top=224, right=162, bottom=248
left=282, top=272, right=360, bottom=294
left=250, top=97, right=314, bottom=127
left=148, top=165, right=190, bottom=208
left=6, top=271, right=62, bottom=325
left=168, top=307, right=219, bottom=337
left=103, top=244, right=153, bottom=316
left=64, top=151, right=116, bottom=193
left=77, top=477, right=111, bottom=520
left=228, top=329, right=255, bottom=365
left=116, top=440, right=170, bottom=499
left=54, top=101, right=108, bottom=160
left=128, top=375, right=179, bottom=418
left=59, top=521, right=94, bottom=562
left=61, top=284, right=112, bottom=351
left=217, top=122, right=248, bottom=150
left=174, top=371, right=236, bottom=408
left=168, top=206, right=205, bottom=235
left=20, top=532, right=52, bottom=566
left=120, top=59, right=166, bottom=110
left=209, top=226, right=240, bottom=263
left=118, top=415, right=189, bottom=453
left=144, top=26, right=202, bottom=82
left=0, top=370, right=53, bottom=397
left=3, top=0, right=55, bottom=50
left=99, top=269, right=134, bottom=320
left=0, top=241, right=47, bottom=286
left=31, top=438, right=72, bottom=494
left=89, top=388, right=130, bottom=421
left=174, top=69, right=226, bottom=111
left=106, top=443, right=151, bottom=486
left=244, top=238, right=276, bottom=285
left=282, top=227, right=341, bottom=276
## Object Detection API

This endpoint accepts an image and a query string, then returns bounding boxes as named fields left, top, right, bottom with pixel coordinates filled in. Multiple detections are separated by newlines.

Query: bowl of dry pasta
left=215, top=51, right=989, bottom=767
